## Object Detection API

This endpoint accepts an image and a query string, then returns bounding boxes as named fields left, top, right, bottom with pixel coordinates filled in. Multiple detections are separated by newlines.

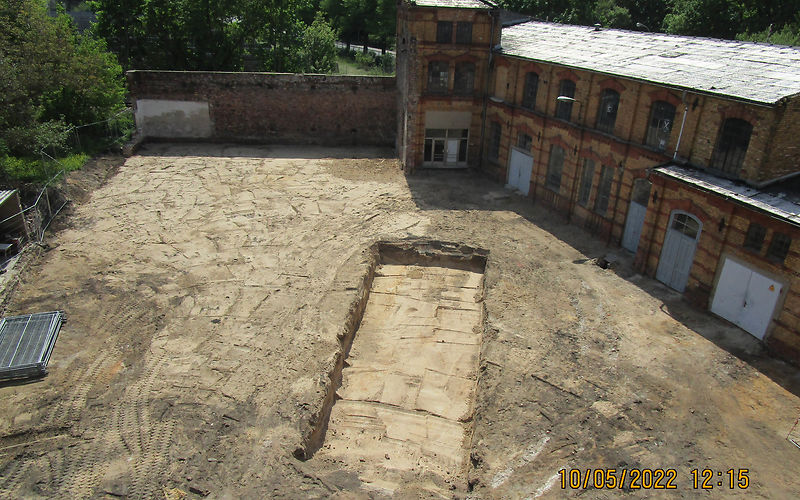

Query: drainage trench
left=300, top=240, right=487, bottom=491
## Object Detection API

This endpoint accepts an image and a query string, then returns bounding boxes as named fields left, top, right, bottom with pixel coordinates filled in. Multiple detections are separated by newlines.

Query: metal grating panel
left=0, top=311, right=64, bottom=381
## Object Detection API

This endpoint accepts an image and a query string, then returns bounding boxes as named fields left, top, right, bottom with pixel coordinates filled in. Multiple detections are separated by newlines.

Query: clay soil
left=0, top=143, right=799, bottom=499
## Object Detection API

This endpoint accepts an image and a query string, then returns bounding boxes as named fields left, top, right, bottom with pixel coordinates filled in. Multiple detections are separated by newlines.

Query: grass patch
left=333, top=48, right=394, bottom=76
left=1, top=153, right=89, bottom=184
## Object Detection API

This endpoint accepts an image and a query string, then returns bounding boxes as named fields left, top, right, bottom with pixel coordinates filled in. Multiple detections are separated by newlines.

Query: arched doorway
left=656, top=211, right=702, bottom=292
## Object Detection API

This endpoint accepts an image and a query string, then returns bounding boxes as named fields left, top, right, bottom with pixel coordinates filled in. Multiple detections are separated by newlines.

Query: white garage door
left=507, top=148, right=534, bottom=195
left=710, top=257, right=783, bottom=340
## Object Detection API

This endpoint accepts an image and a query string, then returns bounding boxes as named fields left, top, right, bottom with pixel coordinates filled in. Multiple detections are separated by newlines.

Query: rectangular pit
left=300, top=240, right=487, bottom=493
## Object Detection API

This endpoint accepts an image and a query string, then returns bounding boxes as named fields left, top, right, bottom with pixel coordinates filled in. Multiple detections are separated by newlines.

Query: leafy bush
left=354, top=51, right=376, bottom=68
left=0, top=0, right=126, bottom=160
left=375, top=53, right=395, bottom=73
left=302, top=13, right=338, bottom=73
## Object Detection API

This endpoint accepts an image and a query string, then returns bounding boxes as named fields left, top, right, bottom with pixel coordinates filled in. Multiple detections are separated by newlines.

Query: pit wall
left=127, top=71, right=398, bottom=147
left=635, top=173, right=800, bottom=365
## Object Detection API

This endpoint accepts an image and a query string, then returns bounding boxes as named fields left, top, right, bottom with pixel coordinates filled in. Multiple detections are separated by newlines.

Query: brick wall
left=482, top=53, right=798, bottom=242
left=127, top=71, right=397, bottom=147
left=636, top=174, right=800, bottom=364
left=765, top=95, right=800, bottom=183
left=397, top=3, right=497, bottom=172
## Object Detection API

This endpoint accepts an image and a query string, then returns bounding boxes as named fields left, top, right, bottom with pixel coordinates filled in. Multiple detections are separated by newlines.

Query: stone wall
left=127, top=71, right=397, bottom=147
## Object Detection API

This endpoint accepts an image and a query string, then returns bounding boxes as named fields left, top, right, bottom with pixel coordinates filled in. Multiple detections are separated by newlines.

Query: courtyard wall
left=127, top=71, right=397, bottom=147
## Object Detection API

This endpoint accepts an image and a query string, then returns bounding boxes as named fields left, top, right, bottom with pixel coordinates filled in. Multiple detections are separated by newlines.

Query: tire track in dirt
left=120, top=353, right=175, bottom=499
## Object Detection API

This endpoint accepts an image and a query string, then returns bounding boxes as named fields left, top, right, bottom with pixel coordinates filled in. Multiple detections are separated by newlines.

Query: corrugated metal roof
left=0, top=311, right=64, bottom=381
left=500, top=22, right=800, bottom=105
left=655, top=165, right=800, bottom=226
left=0, top=190, right=18, bottom=206
left=413, top=0, right=495, bottom=9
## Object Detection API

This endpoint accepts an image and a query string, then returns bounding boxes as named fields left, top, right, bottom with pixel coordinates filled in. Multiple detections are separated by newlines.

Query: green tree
left=302, top=13, right=338, bottom=73
left=323, top=0, right=395, bottom=52
left=594, top=0, right=632, bottom=28
left=0, top=0, right=125, bottom=158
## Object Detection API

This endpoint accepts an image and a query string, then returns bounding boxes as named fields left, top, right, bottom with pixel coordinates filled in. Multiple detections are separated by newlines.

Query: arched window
left=555, top=80, right=576, bottom=120
left=454, top=62, right=475, bottom=94
left=596, top=89, right=620, bottom=134
left=645, top=101, right=676, bottom=151
left=711, top=118, right=753, bottom=176
left=521, top=72, right=539, bottom=110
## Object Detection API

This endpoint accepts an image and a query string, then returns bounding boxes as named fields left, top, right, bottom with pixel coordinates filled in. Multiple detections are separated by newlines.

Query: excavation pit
left=304, top=241, right=487, bottom=492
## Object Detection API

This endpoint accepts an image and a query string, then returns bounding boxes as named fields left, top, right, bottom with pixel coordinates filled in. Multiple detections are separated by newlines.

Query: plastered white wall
left=135, top=99, right=213, bottom=138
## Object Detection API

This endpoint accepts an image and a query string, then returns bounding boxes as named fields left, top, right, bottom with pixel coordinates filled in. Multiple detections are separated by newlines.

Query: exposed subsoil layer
left=0, top=144, right=799, bottom=499
left=308, top=243, right=486, bottom=495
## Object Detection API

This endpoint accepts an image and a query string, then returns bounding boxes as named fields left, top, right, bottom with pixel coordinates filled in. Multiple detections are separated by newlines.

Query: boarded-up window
left=437, top=21, right=453, bottom=43
left=767, top=232, right=791, bottom=262
left=489, top=122, right=501, bottom=161
left=743, top=222, right=766, bottom=252
left=456, top=22, right=472, bottom=44
left=594, top=165, right=615, bottom=215
left=578, top=159, right=595, bottom=206
left=521, top=72, right=539, bottom=110
left=517, top=133, right=532, bottom=151
left=711, top=118, right=753, bottom=176
left=454, top=62, right=475, bottom=94
left=645, top=101, right=676, bottom=151
left=596, top=89, right=620, bottom=134
left=546, top=145, right=565, bottom=191
left=427, top=61, right=449, bottom=93
left=555, top=80, right=576, bottom=120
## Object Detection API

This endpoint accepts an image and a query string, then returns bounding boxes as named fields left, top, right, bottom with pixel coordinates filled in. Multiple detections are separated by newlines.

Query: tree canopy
left=89, top=0, right=340, bottom=72
left=0, top=0, right=125, bottom=158
left=498, top=0, right=800, bottom=44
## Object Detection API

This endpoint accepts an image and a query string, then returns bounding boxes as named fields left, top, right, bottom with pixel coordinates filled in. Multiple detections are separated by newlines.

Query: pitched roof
left=412, top=0, right=495, bottom=9
left=655, top=165, right=800, bottom=226
left=500, top=21, right=800, bottom=105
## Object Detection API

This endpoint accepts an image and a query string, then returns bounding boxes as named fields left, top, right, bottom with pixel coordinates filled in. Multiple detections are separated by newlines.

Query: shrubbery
left=0, top=0, right=127, bottom=183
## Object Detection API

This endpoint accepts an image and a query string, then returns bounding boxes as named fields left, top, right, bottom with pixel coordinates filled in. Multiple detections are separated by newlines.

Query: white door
left=656, top=212, right=701, bottom=292
left=507, top=148, right=534, bottom=195
left=711, top=258, right=783, bottom=340
left=622, top=202, right=647, bottom=253
left=446, top=139, right=459, bottom=163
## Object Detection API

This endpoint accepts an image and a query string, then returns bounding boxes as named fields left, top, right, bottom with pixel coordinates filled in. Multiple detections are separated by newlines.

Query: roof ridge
left=509, top=20, right=800, bottom=50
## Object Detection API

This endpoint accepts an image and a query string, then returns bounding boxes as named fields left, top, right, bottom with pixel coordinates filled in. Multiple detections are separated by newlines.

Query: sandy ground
left=0, top=143, right=799, bottom=499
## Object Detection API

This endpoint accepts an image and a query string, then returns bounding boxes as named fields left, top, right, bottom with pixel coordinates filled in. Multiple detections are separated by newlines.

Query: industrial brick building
left=396, top=0, right=800, bottom=363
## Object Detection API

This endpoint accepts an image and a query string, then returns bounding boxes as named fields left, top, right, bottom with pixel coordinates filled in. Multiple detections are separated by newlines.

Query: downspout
left=478, top=9, right=497, bottom=169
left=566, top=102, right=585, bottom=223
left=673, top=90, right=689, bottom=161
left=607, top=161, right=625, bottom=245
left=641, top=169, right=666, bottom=274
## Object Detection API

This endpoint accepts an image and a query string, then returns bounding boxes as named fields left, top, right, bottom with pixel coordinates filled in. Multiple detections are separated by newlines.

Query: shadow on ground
left=405, top=168, right=800, bottom=399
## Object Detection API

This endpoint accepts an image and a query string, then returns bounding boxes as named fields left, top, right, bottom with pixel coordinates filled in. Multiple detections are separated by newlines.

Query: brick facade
left=397, top=2, right=497, bottom=172
left=398, top=1, right=800, bottom=364
left=637, top=174, right=800, bottom=363
left=128, top=71, right=397, bottom=146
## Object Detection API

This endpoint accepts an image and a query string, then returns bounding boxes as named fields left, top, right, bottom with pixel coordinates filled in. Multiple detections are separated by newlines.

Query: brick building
left=397, top=0, right=800, bottom=363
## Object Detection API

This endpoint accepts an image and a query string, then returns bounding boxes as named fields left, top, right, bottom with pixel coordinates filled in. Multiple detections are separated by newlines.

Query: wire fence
left=66, top=107, right=134, bottom=153
left=0, top=108, right=134, bottom=268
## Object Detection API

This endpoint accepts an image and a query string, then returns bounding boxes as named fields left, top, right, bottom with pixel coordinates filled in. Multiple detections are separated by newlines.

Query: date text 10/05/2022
left=559, top=468, right=750, bottom=490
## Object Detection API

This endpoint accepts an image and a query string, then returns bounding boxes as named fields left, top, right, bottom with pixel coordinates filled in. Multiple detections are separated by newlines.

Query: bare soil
left=0, top=143, right=799, bottom=499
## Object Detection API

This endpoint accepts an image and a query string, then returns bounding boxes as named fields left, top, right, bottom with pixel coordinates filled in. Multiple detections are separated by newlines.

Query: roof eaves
left=495, top=50, right=781, bottom=107
left=652, top=165, right=800, bottom=228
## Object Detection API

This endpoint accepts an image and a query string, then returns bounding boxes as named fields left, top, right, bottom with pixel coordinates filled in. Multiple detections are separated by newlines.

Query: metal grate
left=0, top=311, right=64, bottom=381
